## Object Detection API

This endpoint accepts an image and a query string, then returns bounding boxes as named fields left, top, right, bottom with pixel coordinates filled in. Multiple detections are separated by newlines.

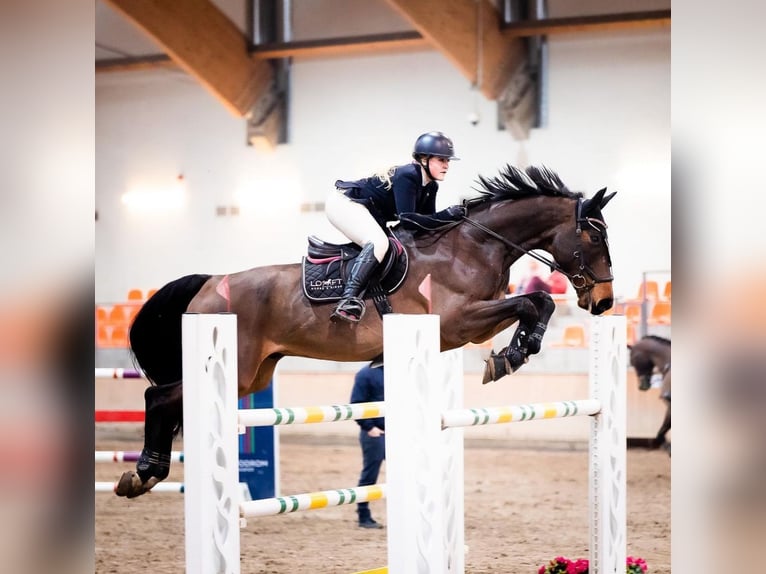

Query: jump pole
left=383, top=314, right=626, bottom=574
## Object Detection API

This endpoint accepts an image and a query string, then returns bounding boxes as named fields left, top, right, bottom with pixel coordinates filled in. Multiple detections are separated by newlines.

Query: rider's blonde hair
left=373, top=166, right=397, bottom=190
left=374, top=160, right=423, bottom=190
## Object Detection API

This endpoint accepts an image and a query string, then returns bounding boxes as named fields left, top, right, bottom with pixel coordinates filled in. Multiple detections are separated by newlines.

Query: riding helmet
left=412, top=132, right=460, bottom=160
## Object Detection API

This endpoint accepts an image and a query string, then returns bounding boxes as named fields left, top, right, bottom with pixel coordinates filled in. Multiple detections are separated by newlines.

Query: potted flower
left=538, top=555, right=648, bottom=573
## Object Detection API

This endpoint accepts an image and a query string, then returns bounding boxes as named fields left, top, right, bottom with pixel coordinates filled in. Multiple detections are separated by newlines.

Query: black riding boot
left=332, top=243, right=379, bottom=323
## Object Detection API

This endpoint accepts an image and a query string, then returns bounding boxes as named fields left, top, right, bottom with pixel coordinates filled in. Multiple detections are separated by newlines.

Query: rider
left=326, top=131, right=464, bottom=323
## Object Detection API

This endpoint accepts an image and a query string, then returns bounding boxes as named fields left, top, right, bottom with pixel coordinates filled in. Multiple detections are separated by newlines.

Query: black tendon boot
left=332, top=243, right=379, bottom=323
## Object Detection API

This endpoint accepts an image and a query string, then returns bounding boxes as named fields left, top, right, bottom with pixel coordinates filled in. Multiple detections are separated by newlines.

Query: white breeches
left=325, top=190, right=389, bottom=263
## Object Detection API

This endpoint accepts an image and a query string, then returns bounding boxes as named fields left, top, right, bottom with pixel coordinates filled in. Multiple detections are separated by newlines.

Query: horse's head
left=469, top=165, right=615, bottom=314
left=550, top=187, right=616, bottom=315
left=628, top=344, right=655, bottom=391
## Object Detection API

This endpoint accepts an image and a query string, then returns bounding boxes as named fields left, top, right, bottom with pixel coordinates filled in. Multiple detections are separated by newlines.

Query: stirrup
left=332, top=296, right=366, bottom=323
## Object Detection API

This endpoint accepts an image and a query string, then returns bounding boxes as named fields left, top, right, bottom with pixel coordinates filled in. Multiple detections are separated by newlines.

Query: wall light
left=121, top=174, right=187, bottom=212
left=234, top=175, right=302, bottom=216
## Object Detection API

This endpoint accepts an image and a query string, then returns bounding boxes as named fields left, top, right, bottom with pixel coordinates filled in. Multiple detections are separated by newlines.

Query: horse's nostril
left=594, top=298, right=613, bottom=315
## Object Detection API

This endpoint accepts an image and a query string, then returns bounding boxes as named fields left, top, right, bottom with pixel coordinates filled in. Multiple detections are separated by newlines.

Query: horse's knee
left=540, top=294, right=556, bottom=316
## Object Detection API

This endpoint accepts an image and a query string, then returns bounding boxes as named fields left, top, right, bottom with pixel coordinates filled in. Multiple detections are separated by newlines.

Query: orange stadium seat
left=552, top=324, right=587, bottom=348
left=623, top=302, right=642, bottom=324
left=108, top=304, right=129, bottom=326
left=97, top=324, right=110, bottom=348
left=127, top=288, right=144, bottom=301
left=626, top=322, right=637, bottom=345
left=96, top=306, right=108, bottom=324
left=662, top=280, right=671, bottom=300
left=636, top=280, right=659, bottom=302
left=110, top=325, right=129, bottom=348
left=649, top=300, right=672, bottom=325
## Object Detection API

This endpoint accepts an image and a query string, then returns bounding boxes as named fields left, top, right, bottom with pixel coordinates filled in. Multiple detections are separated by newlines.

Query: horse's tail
left=129, top=273, right=212, bottom=387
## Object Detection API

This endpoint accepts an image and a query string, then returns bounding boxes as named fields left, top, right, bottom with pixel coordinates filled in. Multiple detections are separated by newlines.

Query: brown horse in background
left=117, top=165, right=617, bottom=497
left=629, top=335, right=671, bottom=451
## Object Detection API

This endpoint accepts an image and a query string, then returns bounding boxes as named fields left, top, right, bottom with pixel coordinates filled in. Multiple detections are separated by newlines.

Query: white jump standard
left=383, top=313, right=626, bottom=574
left=181, top=313, right=626, bottom=574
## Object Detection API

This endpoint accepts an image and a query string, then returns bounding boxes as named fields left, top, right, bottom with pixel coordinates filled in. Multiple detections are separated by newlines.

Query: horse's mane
left=470, top=165, right=583, bottom=206
left=642, top=334, right=671, bottom=346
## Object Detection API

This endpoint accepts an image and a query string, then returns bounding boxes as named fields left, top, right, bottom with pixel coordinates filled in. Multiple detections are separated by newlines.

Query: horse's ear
left=590, top=187, right=607, bottom=204
left=600, top=189, right=617, bottom=209
left=582, top=188, right=605, bottom=215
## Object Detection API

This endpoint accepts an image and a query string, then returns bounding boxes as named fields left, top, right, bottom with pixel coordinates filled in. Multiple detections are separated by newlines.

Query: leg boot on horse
left=483, top=291, right=556, bottom=384
left=332, top=242, right=379, bottom=323
left=115, top=382, right=182, bottom=498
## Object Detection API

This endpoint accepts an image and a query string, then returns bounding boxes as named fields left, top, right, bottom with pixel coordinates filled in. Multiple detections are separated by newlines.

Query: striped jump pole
left=95, top=481, right=185, bottom=493
left=238, top=402, right=385, bottom=428
left=241, top=484, right=385, bottom=517
left=441, top=399, right=601, bottom=428
left=95, top=410, right=145, bottom=422
left=94, top=368, right=144, bottom=378
left=95, top=451, right=184, bottom=463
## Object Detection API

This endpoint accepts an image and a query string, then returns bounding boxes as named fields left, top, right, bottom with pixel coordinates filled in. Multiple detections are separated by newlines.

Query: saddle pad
left=302, top=247, right=408, bottom=303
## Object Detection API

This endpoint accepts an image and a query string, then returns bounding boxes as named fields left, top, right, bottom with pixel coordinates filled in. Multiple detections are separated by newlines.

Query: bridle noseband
left=459, top=197, right=613, bottom=292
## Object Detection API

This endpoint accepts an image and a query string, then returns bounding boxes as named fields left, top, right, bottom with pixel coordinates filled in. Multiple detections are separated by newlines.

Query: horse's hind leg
left=115, top=382, right=182, bottom=498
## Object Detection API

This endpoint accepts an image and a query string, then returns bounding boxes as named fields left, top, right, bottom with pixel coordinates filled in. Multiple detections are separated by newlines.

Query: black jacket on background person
left=350, top=364, right=385, bottom=432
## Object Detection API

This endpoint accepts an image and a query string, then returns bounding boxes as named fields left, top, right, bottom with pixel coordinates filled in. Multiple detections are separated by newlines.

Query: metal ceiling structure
left=96, top=0, right=670, bottom=144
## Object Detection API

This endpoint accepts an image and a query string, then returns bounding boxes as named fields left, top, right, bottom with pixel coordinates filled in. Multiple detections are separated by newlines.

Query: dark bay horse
left=629, top=335, right=671, bottom=450
left=117, top=165, right=616, bottom=497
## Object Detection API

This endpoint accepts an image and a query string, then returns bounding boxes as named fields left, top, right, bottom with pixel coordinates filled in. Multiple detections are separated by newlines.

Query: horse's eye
left=588, top=233, right=601, bottom=244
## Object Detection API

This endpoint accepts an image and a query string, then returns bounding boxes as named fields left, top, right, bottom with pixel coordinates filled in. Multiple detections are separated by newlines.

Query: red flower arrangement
left=538, top=555, right=648, bottom=574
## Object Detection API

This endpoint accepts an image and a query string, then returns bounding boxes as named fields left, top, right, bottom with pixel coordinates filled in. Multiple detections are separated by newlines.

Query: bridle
left=459, top=197, right=614, bottom=292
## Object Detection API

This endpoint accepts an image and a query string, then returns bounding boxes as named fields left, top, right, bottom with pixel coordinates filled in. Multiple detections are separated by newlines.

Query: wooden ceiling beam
left=102, top=0, right=273, bottom=117
left=383, top=0, right=525, bottom=101
left=503, top=9, right=671, bottom=37
left=95, top=9, right=671, bottom=75
left=252, top=31, right=428, bottom=60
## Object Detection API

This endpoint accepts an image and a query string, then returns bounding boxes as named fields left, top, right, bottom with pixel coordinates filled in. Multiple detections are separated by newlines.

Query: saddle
left=301, top=235, right=408, bottom=315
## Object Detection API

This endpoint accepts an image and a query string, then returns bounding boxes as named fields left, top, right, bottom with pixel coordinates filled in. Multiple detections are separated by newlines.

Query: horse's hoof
left=482, top=353, right=511, bottom=384
left=115, top=470, right=148, bottom=498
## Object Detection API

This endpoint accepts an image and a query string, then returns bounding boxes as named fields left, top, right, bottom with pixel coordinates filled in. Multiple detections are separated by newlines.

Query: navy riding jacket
left=335, top=162, right=438, bottom=226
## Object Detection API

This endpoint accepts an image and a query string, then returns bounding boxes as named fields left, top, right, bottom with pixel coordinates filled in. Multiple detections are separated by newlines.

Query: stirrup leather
left=332, top=296, right=367, bottom=322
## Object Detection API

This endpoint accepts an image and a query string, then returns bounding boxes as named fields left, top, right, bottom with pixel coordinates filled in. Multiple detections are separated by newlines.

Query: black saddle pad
left=301, top=237, right=408, bottom=302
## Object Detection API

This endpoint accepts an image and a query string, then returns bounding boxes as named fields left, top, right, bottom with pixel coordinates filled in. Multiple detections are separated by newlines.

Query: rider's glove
left=433, top=205, right=466, bottom=221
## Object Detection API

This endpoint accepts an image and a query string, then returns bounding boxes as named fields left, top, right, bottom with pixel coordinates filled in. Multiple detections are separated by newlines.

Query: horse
left=628, top=335, right=671, bottom=451
left=116, top=164, right=617, bottom=498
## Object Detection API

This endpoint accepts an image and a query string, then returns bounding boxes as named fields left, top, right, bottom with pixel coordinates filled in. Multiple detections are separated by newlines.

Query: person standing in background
left=350, top=363, right=386, bottom=529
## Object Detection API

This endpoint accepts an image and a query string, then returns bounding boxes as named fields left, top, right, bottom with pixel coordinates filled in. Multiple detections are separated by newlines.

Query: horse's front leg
left=456, top=292, right=555, bottom=384
left=484, top=292, right=555, bottom=383
left=654, top=397, right=671, bottom=450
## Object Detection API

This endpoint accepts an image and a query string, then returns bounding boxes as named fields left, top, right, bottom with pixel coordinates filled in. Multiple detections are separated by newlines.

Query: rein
left=459, top=198, right=613, bottom=290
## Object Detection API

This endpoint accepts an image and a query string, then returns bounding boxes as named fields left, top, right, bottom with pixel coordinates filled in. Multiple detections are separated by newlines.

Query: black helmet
left=412, top=131, right=460, bottom=160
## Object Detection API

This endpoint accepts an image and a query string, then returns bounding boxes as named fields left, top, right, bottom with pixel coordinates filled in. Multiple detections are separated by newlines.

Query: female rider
left=325, top=131, right=464, bottom=323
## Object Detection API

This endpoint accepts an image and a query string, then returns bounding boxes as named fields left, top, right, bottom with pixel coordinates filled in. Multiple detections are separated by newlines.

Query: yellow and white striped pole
left=241, top=485, right=385, bottom=517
